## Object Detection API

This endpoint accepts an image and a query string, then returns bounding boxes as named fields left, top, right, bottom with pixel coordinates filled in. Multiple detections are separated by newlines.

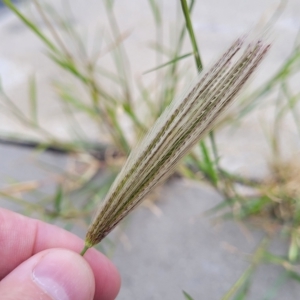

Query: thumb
left=0, top=249, right=95, bottom=300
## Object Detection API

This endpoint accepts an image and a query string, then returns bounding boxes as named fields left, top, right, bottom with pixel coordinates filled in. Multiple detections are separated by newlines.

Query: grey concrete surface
left=0, top=143, right=67, bottom=212
left=112, top=179, right=300, bottom=300
left=1, top=144, right=300, bottom=299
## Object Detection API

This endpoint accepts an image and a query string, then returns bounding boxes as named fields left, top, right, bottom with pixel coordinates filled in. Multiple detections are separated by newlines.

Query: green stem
left=80, top=244, right=90, bottom=256
left=221, top=238, right=269, bottom=300
left=180, top=0, right=221, bottom=183
left=180, top=0, right=203, bottom=71
left=3, top=0, right=58, bottom=54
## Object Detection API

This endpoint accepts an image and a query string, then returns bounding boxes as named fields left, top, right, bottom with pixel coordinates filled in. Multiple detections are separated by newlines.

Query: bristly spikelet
left=81, top=37, right=270, bottom=255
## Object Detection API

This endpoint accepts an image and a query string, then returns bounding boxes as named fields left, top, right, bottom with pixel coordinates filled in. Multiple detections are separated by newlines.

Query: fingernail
left=32, top=253, right=70, bottom=300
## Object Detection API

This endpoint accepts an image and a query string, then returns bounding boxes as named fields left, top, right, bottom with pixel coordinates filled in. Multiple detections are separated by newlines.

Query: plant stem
left=180, top=0, right=221, bottom=186
left=180, top=0, right=203, bottom=71
left=32, top=0, right=72, bottom=58
left=3, top=0, right=58, bottom=53
left=80, top=244, right=90, bottom=256
left=221, top=238, right=269, bottom=300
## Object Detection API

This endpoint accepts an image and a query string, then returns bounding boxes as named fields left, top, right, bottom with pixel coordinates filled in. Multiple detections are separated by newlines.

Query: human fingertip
left=32, top=249, right=95, bottom=300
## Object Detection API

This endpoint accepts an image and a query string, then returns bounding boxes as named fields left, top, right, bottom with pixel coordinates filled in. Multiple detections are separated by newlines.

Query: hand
left=0, top=208, right=120, bottom=300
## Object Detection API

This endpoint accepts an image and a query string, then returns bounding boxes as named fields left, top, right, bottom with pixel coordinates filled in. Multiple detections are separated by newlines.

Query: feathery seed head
left=82, top=37, right=270, bottom=253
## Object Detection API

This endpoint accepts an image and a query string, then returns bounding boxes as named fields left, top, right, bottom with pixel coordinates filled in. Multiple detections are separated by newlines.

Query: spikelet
left=81, top=37, right=270, bottom=255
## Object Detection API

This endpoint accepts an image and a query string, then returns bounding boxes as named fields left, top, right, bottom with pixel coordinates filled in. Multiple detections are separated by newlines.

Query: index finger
left=0, top=208, right=120, bottom=300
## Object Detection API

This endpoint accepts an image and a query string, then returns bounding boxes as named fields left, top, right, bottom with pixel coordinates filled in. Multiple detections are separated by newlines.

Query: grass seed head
left=82, top=37, right=271, bottom=252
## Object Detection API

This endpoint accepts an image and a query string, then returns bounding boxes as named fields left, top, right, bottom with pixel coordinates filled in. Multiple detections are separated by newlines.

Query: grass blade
left=28, top=75, right=38, bottom=124
left=183, top=290, right=194, bottom=300
left=143, top=52, right=193, bottom=74
left=4, top=0, right=58, bottom=53
left=221, top=238, right=269, bottom=300
left=180, top=0, right=203, bottom=71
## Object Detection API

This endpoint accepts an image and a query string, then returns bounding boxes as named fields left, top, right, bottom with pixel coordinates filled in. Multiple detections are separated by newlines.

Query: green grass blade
left=262, top=252, right=291, bottom=267
left=238, top=47, right=300, bottom=117
left=180, top=0, right=221, bottom=181
left=180, top=0, right=203, bottom=71
left=104, top=1, right=132, bottom=105
left=232, top=276, right=251, bottom=300
left=230, top=196, right=271, bottom=220
left=28, top=75, right=38, bottom=124
left=221, top=266, right=255, bottom=300
left=199, top=140, right=218, bottom=186
left=148, top=0, right=161, bottom=24
left=57, top=87, right=97, bottom=117
left=106, top=106, right=131, bottom=154
left=202, top=198, right=235, bottom=216
left=183, top=290, right=194, bottom=300
left=288, top=231, right=299, bottom=263
left=281, top=82, right=300, bottom=138
left=143, top=52, right=193, bottom=74
left=54, top=185, right=63, bottom=214
left=155, top=0, right=195, bottom=115
left=288, top=270, right=300, bottom=282
left=32, top=0, right=71, bottom=57
left=221, top=239, right=268, bottom=300
left=47, top=52, right=89, bottom=84
left=3, top=0, right=58, bottom=53
left=0, top=191, right=44, bottom=212
left=123, top=103, right=147, bottom=132
left=262, top=271, right=289, bottom=300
